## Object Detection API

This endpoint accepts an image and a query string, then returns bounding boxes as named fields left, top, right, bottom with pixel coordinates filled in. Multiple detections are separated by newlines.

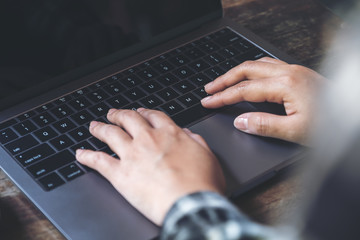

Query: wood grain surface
left=0, top=0, right=342, bottom=239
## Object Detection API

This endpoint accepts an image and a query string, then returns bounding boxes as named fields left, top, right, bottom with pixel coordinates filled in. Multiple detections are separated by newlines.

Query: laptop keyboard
left=0, top=28, right=269, bottom=191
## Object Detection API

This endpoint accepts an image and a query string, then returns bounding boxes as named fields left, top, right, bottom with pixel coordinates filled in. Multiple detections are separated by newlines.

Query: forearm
left=161, top=191, right=291, bottom=240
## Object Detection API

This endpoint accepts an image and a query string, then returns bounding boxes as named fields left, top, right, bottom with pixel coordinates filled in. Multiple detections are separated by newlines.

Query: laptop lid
left=0, top=0, right=222, bottom=113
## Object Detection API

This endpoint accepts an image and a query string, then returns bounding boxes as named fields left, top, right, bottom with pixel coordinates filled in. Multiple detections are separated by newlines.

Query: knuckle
left=235, top=81, right=249, bottom=92
left=101, top=123, right=111, bottom=132
left=95, top=150, right=107, bottom=159
left=147, top=112, right=158, bottom=120
left=97, top=124, right=113, bottom=137
left=166, top=124, right=180, bottom=135
left=150, top=109, right=165, bottom=118
left=212, top=91, right=223, bottom=99
left=84, top=151, right=99, bottom=165
left=90, top=122, right=105, bottom=136
left=260, top=56, right=272, bottom=61
left=148, top=110, right=171, bottom=123
left=213, top=91, right=227, bottom=106
left=120, top=109, right=138, bottom=119
left=211, top=75, right=229, bottom=90
left=91, top=151, right=109, bottom=166
left=240, top=60, right=255, bottom=69
left=288, top=64, right=309, bottom=77
left=289, top=64, right=304, bottom=72
left=230, top=61, right=252, bottom=75
left=254, top=116, right=269, bottom=136
left=141, top=109, right=155, bottom=118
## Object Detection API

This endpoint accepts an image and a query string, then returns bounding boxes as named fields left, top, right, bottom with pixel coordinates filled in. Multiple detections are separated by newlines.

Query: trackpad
left=190, top=102, right=300, bottom=194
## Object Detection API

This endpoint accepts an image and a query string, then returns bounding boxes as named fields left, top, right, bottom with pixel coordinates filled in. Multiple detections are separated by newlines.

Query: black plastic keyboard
left=0, top=28, right=269, bottom=191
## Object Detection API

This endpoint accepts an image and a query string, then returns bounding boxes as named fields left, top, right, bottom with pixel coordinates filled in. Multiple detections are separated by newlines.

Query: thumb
left=234, top=112, right=300, bottom=143
left=183, top=128, right=211, bottom=150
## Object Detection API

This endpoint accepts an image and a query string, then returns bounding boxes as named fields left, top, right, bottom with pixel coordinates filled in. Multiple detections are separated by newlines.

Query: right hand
left=201, top=57, right=325, bottom=145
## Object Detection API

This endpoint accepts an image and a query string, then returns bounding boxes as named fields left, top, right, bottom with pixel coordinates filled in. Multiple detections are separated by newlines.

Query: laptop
left=0, top=0, right=304, bottom=239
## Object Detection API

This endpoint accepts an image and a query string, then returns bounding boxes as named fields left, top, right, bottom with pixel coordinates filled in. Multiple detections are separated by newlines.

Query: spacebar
left=171, top=104, right=214, bottom=127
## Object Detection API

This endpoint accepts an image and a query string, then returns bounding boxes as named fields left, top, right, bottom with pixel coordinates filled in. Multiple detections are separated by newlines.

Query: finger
left=76, top=149, right=120, bottom=180
left=107, top=109, right=152, bottom=137
left=137, top=108, right=176, bottom=128
left=256, top=57, right=288, bottom=65
left=233, top=112, right=301, bottom=143
left=89, top=121, right=131, bottom=153
left=183, top=128, right=211, bottom=150
left=204, top=60, right=289, bottom=94
left=201, top=77, right=285, bottom=109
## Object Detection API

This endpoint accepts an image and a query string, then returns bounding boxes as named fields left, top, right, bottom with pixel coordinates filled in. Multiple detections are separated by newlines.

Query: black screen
left=0, top=0, right=221, bottom=108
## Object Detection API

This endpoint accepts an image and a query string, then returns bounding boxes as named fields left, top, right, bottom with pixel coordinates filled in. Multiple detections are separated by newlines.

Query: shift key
left=27, top=150, right=74, bottom=178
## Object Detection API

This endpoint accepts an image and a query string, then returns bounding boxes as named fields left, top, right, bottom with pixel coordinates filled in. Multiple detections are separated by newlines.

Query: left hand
left=76, top=108, right=225, bottom=225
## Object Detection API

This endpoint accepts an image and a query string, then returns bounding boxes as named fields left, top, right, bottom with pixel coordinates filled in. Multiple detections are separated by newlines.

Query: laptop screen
left=0, top=0, right=222, bottom=110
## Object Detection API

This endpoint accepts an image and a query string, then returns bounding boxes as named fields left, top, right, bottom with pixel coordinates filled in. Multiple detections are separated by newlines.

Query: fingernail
left=204, top=81, right=213, bottom=89
left=76, top=149, right=84, bottom=158
left=201, top=96, right=212, bottom=103
left=234, top=116, right=248, bottom=131
left=108, top=109, right=116, bottom=115
left=89, top=121, right=100, bottom=130
left=137, top=107, right=145, bottom=112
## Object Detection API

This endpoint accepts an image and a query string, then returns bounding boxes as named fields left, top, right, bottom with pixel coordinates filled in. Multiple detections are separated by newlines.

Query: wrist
left=161, top=191, right=230, bottom=225
left=153, top=188, right=222, bottom=225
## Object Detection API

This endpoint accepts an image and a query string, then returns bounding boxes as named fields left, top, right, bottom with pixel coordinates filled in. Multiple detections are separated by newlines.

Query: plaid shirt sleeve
left=160, top=191, right=292, bottom=240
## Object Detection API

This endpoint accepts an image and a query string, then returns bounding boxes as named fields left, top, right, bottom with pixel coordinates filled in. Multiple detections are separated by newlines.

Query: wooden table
left=0, top=0, right=342, bottom=239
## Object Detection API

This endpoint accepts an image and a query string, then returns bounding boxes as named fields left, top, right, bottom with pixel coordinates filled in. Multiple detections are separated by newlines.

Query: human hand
left=201, top=57, right=325, bottom=145
left=76, top=108, right=225, bottom=225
